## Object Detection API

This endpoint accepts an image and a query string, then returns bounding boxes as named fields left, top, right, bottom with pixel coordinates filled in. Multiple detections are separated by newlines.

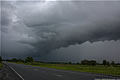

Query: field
left=14, top=62, right=120, bottom=76
left=0, top=63, right=2, bottom=69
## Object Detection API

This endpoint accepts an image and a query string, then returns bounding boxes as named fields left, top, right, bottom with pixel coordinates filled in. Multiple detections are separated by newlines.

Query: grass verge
left=12, top=62, right=120, bottom=76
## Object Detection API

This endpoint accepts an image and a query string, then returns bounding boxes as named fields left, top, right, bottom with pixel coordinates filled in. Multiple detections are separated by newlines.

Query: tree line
left=80, top=59, right=119, bottom=66
left=0, top=56, right=120, bottom=66
left=5, top=57, right=34, bottom=63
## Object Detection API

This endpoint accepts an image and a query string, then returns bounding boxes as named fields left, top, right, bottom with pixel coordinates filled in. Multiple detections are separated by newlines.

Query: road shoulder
left=0, top=63, right=22, bottom=80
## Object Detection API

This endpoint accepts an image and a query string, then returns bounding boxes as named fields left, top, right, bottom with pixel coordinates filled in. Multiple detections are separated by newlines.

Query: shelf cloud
left=1, top=1, right=120, bottom=62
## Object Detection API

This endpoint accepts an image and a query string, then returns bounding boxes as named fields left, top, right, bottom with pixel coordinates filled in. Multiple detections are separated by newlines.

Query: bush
left=25, top=57, right=34, bottom=63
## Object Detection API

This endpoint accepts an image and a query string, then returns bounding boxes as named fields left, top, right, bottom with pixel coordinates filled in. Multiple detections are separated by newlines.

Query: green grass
left=0, top=63, right=3, bottom=69
left=13, top=62, right=120, bottom=76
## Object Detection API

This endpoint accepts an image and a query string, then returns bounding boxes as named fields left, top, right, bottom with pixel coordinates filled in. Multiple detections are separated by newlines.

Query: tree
left=106, top=61, right=110, bottom=66
left=76, top=62, right=80, bottom=64
left=81, top=60, right=89, bottom=65
left=11, top=58, right=18, bottom=62
left=0, top=56, right=2, bottom=63
left=111, top=61, right=115, bottom=66
left=81, top=60, right=97, bottom=66
left=68, top=61, right=72, bottom=64
left=18, top=58, right=24, bottom=62
left=90, top=60, right=97, bottom=66
left=25, top=57, right=34, bottom=62
left=102, top=60, right=107, bottom=66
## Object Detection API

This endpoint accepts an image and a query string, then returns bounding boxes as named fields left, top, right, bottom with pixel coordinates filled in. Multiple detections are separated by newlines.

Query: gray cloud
left=16, top=2, right=120, bottom=53
left=1, top=1, right=120, bottom=61
left=42, top=40, right=120, bottom=63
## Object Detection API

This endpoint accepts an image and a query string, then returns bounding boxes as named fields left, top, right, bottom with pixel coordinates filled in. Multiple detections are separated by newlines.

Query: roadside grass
left=12, top=62, right=120, bottom=76
left=0, top=63, right=3, bottom=69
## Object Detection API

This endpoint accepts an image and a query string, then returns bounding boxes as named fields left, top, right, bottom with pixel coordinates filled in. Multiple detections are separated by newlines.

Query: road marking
left=5, top=62, right=24, bottom=80
left=56, top=74, right=62, bottom=77
left=34, top=69, right=39, bottom=71
left=53, top=74, right=63, bottom=77
left=9, top=66, right=25, bottom=80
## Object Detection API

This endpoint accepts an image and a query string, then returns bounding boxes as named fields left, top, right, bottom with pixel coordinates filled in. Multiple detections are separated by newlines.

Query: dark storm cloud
left=1, top=1, right=37, bottom=57
left=1, top=2, right=16, bottom=26
left=1, top=1, right=120, bottom=60
left=16, top=1, right=120, bottom=54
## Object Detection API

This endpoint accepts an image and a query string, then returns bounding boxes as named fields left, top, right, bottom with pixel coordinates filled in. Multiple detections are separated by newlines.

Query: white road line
left=56, top=74, right=62, bottom=77
left=9, top=66, right=25, bottom=80
left=5, top=62, right=24, bottom=80
left=53, top=74, right=63, bottom=77
left=34, top=69, right=39, bottom=71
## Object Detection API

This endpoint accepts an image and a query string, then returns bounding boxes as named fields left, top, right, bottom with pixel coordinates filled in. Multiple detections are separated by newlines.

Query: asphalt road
left=6, top=62, right=120, bottom=80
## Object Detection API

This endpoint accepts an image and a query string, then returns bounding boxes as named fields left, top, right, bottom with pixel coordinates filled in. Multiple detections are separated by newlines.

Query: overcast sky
left=1, top=0, right=120, bottom=62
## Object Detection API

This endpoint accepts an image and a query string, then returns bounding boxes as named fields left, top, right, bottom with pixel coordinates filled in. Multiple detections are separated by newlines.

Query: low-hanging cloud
left=1, top=1, right=120, bottom=58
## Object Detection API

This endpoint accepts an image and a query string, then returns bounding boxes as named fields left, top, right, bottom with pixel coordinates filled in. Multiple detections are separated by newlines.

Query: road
left=6, top=62, right=119, bottom=80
